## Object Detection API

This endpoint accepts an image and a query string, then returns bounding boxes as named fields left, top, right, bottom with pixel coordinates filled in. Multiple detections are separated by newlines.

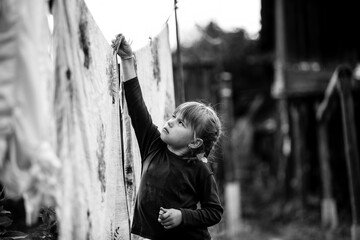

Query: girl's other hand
left=157, top=207, right=182, bottom=229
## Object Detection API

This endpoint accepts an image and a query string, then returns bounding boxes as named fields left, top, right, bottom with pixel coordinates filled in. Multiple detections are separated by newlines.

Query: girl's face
left=160, top=113, right=194, bottom=155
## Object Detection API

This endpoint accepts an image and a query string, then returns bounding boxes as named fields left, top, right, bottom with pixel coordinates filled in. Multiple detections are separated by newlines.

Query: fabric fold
left=0, top=0, right=60, bottom=225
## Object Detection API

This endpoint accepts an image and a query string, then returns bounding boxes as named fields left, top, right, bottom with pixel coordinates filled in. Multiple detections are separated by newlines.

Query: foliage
left=180, top=21, right=275, bottom=119
left=0, top=186, right=58, bottom=240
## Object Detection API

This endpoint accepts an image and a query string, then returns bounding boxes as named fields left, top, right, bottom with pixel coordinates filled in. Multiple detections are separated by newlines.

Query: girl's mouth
left=163, top=127, right=169, bottom=134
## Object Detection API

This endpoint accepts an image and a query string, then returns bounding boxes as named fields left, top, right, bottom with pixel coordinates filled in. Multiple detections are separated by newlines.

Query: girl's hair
left=174, top=101, right=222, bottom=160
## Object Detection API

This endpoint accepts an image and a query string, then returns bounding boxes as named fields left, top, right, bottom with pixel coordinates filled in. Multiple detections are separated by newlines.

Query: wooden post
left=337, top=68, right=360, bottom=240
left=220, top=72, right=241, bottom=239
left=272, top=0, right=291, bottom=195
left=220, top=72, right=235, bottom=182
left=173, top=0, right=185, bottom=105
left=289, top=103, right=304, bottom=207
left=316, top=119, right=338, bottom=230
left=272, top=0, right=286, bottom=97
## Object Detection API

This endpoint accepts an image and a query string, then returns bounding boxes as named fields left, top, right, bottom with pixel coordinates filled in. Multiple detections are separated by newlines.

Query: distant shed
left=260, top=0, right=360, bottom=238
left=260, top=0, right=360, bottom=96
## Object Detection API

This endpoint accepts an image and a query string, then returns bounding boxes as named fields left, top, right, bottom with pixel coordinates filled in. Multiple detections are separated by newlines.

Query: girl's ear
left=188, top=138, right=203, bottom=149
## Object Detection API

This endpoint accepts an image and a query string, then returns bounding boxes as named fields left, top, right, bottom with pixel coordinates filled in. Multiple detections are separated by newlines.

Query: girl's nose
left=168, top=119, right=174, bottom=127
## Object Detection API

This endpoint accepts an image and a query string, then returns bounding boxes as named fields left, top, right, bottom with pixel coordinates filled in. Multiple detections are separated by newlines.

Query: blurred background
left=169, top=0, right=360, bottom=240
left=2, top=0, right=360, bottom=239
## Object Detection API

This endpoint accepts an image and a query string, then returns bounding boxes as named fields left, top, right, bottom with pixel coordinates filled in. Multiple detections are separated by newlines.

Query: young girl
left=112, top=34, right=223, bottom=240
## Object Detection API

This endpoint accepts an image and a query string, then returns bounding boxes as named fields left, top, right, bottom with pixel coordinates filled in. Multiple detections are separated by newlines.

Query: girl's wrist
left=122, top=57, right=137, bottom=81
left=122, top=54, right=135, bottom=60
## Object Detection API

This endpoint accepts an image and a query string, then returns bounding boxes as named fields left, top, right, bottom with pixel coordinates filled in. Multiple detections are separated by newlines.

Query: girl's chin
left=160, top=136, right=172, bottom=146
left=160, top=133, right=166, bottom=141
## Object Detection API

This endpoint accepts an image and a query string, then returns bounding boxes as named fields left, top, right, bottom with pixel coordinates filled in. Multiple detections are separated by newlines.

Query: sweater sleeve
left=180, top=171, right=223, bottom=227
left=123, top=77, right=160, bottom=159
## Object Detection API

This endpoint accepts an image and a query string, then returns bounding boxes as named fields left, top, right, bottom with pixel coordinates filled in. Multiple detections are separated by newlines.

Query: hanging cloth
left=0, top=0, right=60, bottom=224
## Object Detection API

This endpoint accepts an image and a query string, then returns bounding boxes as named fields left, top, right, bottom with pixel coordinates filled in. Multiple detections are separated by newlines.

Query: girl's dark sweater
left=124, top=78, right=223, bottom=240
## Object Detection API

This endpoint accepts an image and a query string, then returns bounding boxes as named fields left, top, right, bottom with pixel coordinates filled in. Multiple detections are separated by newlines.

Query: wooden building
left=260, top=0, right=360, bottom=239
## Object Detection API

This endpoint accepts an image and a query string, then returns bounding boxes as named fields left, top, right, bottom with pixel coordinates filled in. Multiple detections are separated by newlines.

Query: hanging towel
left=52, top=0, right=130, bottom=239
left=0, top=0, right=60, bottom=225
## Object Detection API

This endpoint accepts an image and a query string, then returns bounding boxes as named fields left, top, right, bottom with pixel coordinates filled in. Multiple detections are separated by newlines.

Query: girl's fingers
left=159, top=207, right=168, bottom=216
left=162, top=219, right=172, bottom=225
left=115, top=33, right=123, bottom=40
left=160, top=207, right=170, bottom=215
left=161, top=222, right=173, bottom=229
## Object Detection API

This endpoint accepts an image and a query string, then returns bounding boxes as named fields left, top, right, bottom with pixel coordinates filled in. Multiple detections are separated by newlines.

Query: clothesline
left=129, top=9, right=175, bottom=51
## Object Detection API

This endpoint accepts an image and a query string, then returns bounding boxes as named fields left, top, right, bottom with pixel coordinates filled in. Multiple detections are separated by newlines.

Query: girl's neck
left=167, top=145, right=190, bottom=157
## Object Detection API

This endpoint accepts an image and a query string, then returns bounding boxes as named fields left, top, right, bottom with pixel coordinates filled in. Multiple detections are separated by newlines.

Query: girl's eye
left=178, top=120, right=185, bottom=126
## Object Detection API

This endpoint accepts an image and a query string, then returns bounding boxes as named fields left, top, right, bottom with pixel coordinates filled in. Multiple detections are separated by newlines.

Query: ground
left=210, top=217, right=351, bottom=240
left=209, top=196, right=352, bottom=240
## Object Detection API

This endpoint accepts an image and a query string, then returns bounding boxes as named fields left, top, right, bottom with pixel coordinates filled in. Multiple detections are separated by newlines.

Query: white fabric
left=0, top=1, right=175, bottom=239
left=52, top=0, right=129, bottom=239
left=0, top=0, right=60, bottom=224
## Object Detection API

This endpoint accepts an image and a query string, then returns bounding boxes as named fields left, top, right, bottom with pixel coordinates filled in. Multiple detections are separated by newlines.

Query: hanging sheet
left=52, top=0, right=129, bottom=239
left=0, top=0, right=175, bottom=239
left=0, top=0, right=60, bottom=224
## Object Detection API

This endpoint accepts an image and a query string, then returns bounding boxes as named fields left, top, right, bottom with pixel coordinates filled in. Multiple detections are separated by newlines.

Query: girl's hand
left=157, top=207, right=182, bottom=229
left=111, top=33, right=136, bottom=81
left=111, top=33, right=133, bottom=59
